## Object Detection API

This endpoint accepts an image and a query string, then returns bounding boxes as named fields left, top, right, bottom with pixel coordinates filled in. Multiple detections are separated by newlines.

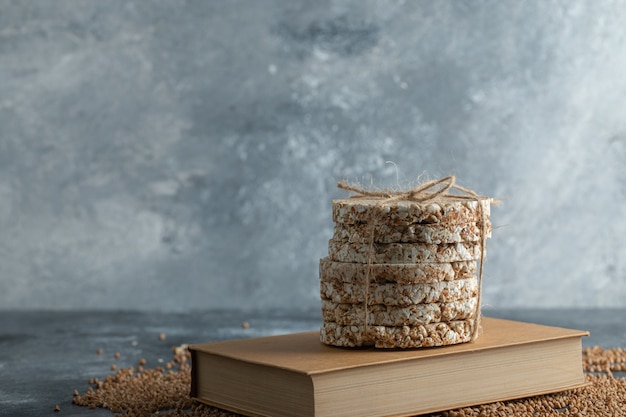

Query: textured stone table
left=1, top=308, right=625, bottom=416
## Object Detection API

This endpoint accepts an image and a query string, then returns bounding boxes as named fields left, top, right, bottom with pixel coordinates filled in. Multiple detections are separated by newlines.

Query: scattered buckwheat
left=73, top=344, right=626, bottom=417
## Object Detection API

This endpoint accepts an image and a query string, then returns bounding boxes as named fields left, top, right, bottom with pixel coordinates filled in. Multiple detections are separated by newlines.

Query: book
left=189, top=317, right=588, bottom=417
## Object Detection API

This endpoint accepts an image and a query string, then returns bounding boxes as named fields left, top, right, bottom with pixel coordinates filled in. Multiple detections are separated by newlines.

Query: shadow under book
left=189, top=317, right=588, bottom=417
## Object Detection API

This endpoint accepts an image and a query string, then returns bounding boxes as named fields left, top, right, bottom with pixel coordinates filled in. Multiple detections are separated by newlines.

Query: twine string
left=337, top=176, right=489, bottom=343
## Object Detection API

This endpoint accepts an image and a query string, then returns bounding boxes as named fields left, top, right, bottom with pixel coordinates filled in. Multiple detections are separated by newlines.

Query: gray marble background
left=1, top=1, right=625, bottom=311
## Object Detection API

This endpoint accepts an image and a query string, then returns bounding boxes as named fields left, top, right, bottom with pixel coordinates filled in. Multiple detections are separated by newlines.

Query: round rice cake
left=321, top=298, right=478, bottom=326
left=332, top=221, right=491, bottom=244
left=327, top=239, right=482, bottom=264
left=332, top=197, right=491, bottom=226
left=320, top=319, right=476, bottom=348
left=319, top=257, right=478, bottom=284
left=320, top=276, right=478, bottom=305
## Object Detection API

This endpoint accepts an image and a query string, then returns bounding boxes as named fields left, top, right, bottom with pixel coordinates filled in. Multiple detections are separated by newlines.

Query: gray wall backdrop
left=1, top=1, right=625, bottom=311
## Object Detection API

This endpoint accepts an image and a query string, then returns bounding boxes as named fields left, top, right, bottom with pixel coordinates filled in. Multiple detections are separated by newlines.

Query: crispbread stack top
left=332, top=196, right=491, bottom=225
left=319, top=177, right=494, bottom=348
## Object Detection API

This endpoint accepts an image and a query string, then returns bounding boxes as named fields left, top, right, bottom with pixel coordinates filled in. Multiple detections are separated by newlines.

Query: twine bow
left=337, top=176, right=490, bottom=345
left=337, top=176, right=485, bottom=203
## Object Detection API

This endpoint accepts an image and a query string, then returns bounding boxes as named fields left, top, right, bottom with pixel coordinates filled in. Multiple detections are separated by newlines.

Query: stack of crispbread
left=319, top=196, right=492, bottom=348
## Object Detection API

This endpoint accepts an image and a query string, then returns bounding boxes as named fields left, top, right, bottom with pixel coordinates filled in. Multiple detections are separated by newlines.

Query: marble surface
left=1, top=308, right=625, bottom=416
left=1, top=1, right=626, bottom=311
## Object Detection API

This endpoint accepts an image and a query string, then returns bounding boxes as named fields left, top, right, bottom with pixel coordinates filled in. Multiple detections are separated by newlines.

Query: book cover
left=190, top=317, right=588, bottom=417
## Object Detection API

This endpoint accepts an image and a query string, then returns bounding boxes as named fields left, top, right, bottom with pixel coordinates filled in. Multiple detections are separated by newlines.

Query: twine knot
left=337, top=176, right=487, bottom=204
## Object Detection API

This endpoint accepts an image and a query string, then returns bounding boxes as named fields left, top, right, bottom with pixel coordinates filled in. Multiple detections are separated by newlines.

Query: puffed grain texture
left=328, top=239, right=482, bottom=264
left=321, top=297, right=478, bottom=326
left=333, top=221, right=491, bottom=244
left=320, top=319, right=476, bottom=348
left=332, top=197, right=491, bottom=225
left=319, top=257, right=478, bottom=284
left=320, top=276, right=479, bottom=305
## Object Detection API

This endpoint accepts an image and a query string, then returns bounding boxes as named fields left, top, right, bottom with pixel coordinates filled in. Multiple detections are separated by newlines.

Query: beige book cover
left=190, top=317, right=588, bottom=417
